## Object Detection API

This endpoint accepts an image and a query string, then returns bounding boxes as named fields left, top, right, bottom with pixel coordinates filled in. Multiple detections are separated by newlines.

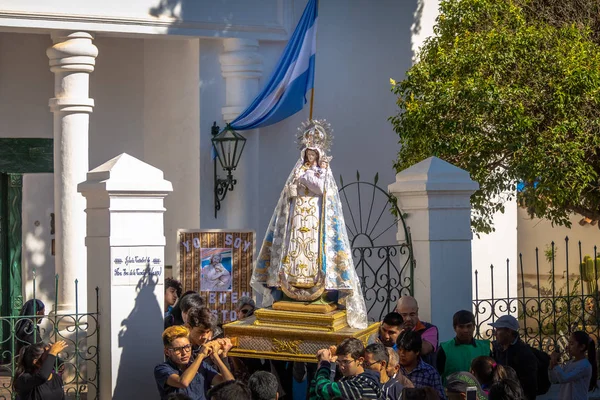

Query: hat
left=446, top=379, right=467, bottom=394
left=489, top=315, right=519, bottom=331
left=446, top=372, right=487, bottom=400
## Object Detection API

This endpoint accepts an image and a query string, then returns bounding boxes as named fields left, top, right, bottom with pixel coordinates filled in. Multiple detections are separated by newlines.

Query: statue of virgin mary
left=251, top=120, right=368, bottom=329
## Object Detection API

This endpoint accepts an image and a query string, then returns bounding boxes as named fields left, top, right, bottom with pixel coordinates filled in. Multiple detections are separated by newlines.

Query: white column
left=79, top=153, right=172, bottom=400
left=389, top=157, right=479, bottom=341
left=218, top=38, right=262, bottom=229
left=47, top=31, right=98, bottom=313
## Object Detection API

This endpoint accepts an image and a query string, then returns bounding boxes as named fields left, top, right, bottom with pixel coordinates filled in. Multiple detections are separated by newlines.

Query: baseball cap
left=446, top=372, right=487, bottom=400
left=489, top=315, right=519, bottom=331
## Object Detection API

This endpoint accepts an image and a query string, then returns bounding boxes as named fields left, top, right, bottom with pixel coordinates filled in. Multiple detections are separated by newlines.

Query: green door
left=0, top=139, right=53, bottom=327
left=0, top=173, right=24, bottom=318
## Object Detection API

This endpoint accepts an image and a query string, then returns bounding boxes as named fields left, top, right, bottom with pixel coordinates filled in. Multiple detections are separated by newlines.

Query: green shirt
left=439, top=337, right=491, bottom=382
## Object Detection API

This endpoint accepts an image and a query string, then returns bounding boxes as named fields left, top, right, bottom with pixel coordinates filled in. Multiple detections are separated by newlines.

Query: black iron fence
left=0, top=271, right=99, bottom=400
left=339, top=172, right=414, bottom=321
left=474, top=237, right=600, bottom=353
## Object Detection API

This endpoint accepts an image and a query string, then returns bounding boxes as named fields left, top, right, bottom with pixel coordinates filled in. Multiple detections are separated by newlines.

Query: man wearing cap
left=490, top=315, right=538, bottom=400
left=395, top=296, right=438, bottom=366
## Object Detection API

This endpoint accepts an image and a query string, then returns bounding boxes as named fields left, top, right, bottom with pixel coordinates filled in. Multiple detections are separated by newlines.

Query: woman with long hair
left=549, top=330, right=598, bottom=400
left=13, top=340, right=67, bottom=400
left=15, top=299, right=45, bottom=354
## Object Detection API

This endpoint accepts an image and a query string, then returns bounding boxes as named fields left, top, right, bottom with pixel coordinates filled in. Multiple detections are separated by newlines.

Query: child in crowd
left=248, top=371, right=279, bottom=400
left=364, top=343, right=404, bottom=400
left=488, top=379, right=525, bottom=400
left=165, top=278, right=182, bottom=317
left=310, top=337, right=384, bottom=399
left=549, top=330, right=598, bottom=400
left=396, top=330, right=447, bottom=400
left=387, top=347, right=414, bottom=389
left=206, top=380, right=252, bottom=400
left=154, top=326, right=233, bottom=400
left=470, top=356, right=507, bottom=394
left=186, top=307, right=218, bottom=349
left=166, top=291, right=198, bottom=329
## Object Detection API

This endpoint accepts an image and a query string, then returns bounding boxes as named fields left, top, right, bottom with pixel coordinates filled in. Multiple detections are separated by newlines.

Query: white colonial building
left=0, top=0, right=443, bottom=316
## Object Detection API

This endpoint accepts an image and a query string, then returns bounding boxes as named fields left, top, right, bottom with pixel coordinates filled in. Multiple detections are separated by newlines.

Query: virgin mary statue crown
left=297, top=119, right=333, bottom=157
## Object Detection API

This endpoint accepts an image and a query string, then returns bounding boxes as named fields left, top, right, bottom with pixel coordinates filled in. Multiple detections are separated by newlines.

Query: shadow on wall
left=149, top=0, right=180, bottom=18
left=112, top=266, right=163, bottom=400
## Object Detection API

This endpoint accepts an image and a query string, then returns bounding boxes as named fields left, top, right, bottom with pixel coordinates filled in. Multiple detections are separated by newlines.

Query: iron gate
left=338, top=171, right=414, bottom=321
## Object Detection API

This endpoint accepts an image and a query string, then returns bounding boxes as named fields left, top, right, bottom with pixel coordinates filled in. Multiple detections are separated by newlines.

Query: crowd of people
left=157, top=279, right=599, bottom=400
left=7, top=277, right=599, bottom=400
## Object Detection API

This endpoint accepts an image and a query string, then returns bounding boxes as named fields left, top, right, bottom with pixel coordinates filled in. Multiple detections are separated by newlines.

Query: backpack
left=529, top=346, right=551, bottom=395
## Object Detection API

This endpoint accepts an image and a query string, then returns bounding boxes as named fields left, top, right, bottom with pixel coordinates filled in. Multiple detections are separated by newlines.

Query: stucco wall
left=21, top=173, right=55, bottom=308
left=0, top=33, right=53, bottom=139
left=91, top=36, right=201, bottom=271
left=517, top=208, right=600, bottom=297
left=0, top=33, right=199, bottom=301
left=0, top=0, right=292, bottom=39
left=472, top=195, right=519, bottom=302
left=199, top=0, right=422, bottom=248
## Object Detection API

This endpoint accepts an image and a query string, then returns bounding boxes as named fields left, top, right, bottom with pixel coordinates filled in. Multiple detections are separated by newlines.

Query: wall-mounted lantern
left=211, top=122, right=246, bottom=218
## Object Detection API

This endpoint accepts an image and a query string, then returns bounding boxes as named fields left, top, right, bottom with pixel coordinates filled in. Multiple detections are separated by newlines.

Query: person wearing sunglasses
left=154, top=325, right=234, bottom=400
left=236, top=297, right=256, bottom=320
left=310, top=338, right=384, bottom=400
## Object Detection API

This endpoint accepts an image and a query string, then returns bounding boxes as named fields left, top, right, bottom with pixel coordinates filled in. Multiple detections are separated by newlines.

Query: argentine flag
left=229, top=0, right=318, bottom=130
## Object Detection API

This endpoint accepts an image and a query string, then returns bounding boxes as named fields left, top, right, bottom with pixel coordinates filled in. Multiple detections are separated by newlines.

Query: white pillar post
left=389, top=157, right=479, bottom=341
left=79, top=153, right=172, bottom=400
left=47, top=31, right=98, bottom=313
left=218, top=38, right=262, bottom=228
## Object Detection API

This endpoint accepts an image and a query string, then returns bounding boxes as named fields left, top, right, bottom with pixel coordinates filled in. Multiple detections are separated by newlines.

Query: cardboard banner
left=178, top=229, right=255, bottom=323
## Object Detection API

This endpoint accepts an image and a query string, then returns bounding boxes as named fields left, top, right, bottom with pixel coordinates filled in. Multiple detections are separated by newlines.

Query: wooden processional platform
left=223, top=301, right=379, bottom=363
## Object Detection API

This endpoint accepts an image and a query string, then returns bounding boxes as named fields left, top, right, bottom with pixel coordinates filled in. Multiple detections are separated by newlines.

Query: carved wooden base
left=272, top=300, right=338, bottom=314
left=223, top=311, right=379, bottom=362
left=254, top=308, right=347, bottom=332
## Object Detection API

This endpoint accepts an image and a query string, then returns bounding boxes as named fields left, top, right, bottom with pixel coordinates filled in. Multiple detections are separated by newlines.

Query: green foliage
left=580, top=255, right=600, bottom=293
left=391, top=0, right=600, bottom=234
left=544, top=244, right=558, bottom=264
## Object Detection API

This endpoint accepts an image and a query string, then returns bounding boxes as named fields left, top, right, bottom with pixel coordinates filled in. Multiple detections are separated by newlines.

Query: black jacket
left=492, top=339, right=538, bottom=400
left=15, top=354, right=64, bottom=400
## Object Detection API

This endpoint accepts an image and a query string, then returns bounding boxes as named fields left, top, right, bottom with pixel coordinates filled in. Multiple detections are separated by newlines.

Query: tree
left=390, top=0, right=600, bottom=234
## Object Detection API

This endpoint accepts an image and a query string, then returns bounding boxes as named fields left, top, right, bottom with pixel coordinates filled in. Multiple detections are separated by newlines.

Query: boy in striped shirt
left=309, top=338, right=384, bottom=400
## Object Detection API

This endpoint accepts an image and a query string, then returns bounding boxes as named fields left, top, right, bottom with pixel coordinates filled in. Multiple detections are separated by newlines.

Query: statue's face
left=306, top=150, right=317, bottom=164
left=211, top=254, right=221, bottom=263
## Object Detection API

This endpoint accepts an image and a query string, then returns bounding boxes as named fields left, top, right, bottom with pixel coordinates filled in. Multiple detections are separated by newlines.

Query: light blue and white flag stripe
left=229, top=0, right=318, bottom=130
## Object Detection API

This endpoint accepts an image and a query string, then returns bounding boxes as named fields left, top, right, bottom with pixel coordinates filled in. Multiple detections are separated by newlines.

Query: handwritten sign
left=178, top=230, right=254, bottom=323
left=112, top=247, right=164, bottom=286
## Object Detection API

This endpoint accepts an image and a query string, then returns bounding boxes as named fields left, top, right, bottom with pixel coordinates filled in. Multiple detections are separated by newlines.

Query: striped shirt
left=309, top=361, right=384, bottom=400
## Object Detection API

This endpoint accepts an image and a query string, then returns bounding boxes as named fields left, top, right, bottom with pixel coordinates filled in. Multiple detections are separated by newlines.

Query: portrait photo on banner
left=200, top=248, right=233, bottom=292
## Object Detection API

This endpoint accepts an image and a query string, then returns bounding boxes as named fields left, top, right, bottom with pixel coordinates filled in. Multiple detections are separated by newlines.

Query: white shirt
left=549, top=358, right=592, bottom=400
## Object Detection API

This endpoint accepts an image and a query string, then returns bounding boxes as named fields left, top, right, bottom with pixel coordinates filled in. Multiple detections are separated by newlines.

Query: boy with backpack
left=491, top=315, right=550, bottom=400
